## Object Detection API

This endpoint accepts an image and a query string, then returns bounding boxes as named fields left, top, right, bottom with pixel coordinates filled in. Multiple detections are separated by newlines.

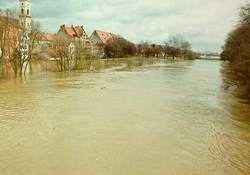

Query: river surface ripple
left=0, top=59, right=249, bottom=175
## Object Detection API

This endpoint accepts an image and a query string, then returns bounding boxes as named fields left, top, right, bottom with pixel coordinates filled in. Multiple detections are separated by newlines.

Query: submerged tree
left=0, top=9, right=41, bottom=76
left=0, top=9, right=23, bottom=76
left=26, top=21, right=41, bottom=74
left=163, top=35, right=196, bottom=60
left=104, top=37, right=136, bottom=58
left=221, top=2, right=250, bottom=99
left=53, top=35, right=72, bottom=72
left=74, top=39, right=92, bottom=71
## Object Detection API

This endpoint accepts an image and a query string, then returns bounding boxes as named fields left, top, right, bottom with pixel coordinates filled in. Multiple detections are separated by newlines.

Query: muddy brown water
left=0, top=58, right=249, bottom=175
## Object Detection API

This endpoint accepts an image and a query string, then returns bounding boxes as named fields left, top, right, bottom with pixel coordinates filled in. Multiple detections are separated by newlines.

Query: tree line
left=221, top=2, right=250, bottom=99
left=104, top=35, right=197, bottom=60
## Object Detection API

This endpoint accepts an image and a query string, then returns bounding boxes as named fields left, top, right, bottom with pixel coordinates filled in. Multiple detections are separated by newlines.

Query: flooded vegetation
left=221, top=2, right=250, bottom=99
left=0, top=58, right=249, bottom=175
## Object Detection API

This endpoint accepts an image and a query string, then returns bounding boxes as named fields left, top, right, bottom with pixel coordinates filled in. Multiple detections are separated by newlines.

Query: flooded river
left=0, top=59, right=249, bottom=175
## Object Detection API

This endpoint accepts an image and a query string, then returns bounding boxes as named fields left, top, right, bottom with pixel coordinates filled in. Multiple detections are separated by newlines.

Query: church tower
left=19, top=0, right=32, bottom=31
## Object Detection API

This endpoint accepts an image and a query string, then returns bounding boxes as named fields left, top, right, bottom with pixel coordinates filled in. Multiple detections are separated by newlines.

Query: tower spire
left=19, top=0, right=32, bottom=31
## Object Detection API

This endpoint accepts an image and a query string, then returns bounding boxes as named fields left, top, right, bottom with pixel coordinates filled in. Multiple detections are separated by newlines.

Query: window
left=21, top=8, right=24, bottom=14
left=27, top=9, right=29, bottom=15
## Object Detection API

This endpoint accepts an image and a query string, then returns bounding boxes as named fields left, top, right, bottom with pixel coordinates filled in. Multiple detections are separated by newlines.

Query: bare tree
left=240, top=2, right=250, bottom=25
left=0, top=9, right=11, bottom=74
left=74, top=39, right=92, bottom=71
left=0, top=9, right=41, bottom=76
left=165, top=35, right=195, bottom=59
left=168, top=35, right=184, bottom=48
left=24, top=21, right=41, bottom=74
left=0, top=9, right=21, bottom=76
left=54, top=35, right=72, bottom=72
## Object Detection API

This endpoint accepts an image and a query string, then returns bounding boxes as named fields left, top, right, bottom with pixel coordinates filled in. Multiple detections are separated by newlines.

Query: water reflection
left=0, top=58, right=249, bottom=175
left=221, top=61, right=250, bottom=101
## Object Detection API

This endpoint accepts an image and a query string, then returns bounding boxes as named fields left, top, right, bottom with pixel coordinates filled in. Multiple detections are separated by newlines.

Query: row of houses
left=1, top=0, right=131, bottom=74
left=38, top=24, right=126, bottom=60
left=0, top=21, right=128, bottom=74
left=0, top=18, right=122, bottom=73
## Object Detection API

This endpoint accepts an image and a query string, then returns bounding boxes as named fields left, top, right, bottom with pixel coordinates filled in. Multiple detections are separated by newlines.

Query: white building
left=19, top=0, right=32, bottom=73
left=19, top=0, right=32, bottom=32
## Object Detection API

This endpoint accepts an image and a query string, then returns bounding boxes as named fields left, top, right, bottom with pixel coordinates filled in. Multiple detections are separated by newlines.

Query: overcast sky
left=0, top=0, right=247, bottom=52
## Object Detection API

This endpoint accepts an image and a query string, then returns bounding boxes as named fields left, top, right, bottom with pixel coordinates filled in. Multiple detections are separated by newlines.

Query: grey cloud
left=0, top=0, right=246, bottom=52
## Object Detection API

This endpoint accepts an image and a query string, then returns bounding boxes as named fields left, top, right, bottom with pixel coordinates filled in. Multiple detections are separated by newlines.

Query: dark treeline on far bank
left=221, top=2, right=250, bottom=100
left=104, top=35, right=197, bottom=60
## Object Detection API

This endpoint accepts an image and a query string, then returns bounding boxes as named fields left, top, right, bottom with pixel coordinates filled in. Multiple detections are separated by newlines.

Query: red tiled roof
left=94, top=30, right=124, bottom=45
left=74, top=26, right=84, bottom=37
left=45, top=34, right=56, bottom=41
left=95, top=30, right=113, bottom=44
left=64, top=26, right=76, bottom=37
left=39, top=33, right=56, bottom=42
left=60, top=25, right=89, bottom=40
